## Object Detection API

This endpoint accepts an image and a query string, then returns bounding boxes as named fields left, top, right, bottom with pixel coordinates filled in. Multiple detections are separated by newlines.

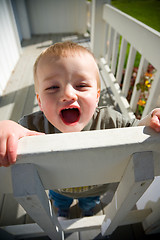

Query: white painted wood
left=122, top=45, right=137, bottom=97
left=26, top=0, right=87, bottom=35
left=106, top=27, right=114, bottom=66
left=11, top=163, right=62, bottom=240
left=61, top=208, right=151, bottom=232
left=115, top=38, right=127, bottom=84
left=137, top=176, right=160, bottom=235
left=61, top=215, right=105, bottom=233
left=0, top=129, right=159, bottom=236
left=111, top=31, right=120, bottom=75
left=99, top=58, right=135, bottom=119
left=142, top=70, right=160, bottom=117
left=1, top=2, right=160, bottom=236
left=90, top=0, right=108, bottom=58
left=0, top=37, right=42, bottom=121
left=93, top=3, right=160, bottom=119
left=79, top=229, right=101, bottom=240
left=78, top=208, right=152, bottom=240
left=101, top=152, right=154, bottom=236
left=1, top=223, right=77, bottom=239
left=0, top=0, right=21, bottom=96
left=130, top=56, right=148, bottom=112
left=103, top=4, right=160, bottom=70
left=0, top=209, right=151, bottom=238
left=1, top=126, right=160, bottom=195
left=120, top=209, right=152, bottom=226
left=1, top=223, right=46, bottom=238
left=86, top=1, right=91, bottom=33
left=0, top=194, right=26, bottom=226
left=64, top=232, right=79, bottom=240
left=15, top=0, right=31, bottom=39
left=8, top=56, right=35, bottom=122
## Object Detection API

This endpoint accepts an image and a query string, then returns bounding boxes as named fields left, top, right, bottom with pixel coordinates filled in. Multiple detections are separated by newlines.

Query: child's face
left=36, top=52, right=100, bottom=132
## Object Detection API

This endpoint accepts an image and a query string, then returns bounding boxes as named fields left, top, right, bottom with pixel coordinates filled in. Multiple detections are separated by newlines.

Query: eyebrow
left=43, top=74, right=60, bottom=82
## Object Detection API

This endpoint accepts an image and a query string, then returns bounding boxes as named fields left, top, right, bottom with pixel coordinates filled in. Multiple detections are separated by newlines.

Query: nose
left=61, top=84, right=78, bottom=102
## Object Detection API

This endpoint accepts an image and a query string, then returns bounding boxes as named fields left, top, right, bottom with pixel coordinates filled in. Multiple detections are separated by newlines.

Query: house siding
left=26, top=0, right=87, bottom=35
left=0, top=0, right=21, bottom=96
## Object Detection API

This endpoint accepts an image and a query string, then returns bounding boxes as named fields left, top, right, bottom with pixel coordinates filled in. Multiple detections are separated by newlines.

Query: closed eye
left=77, top=84, right=86, bottom=87
left=50, top=86, right=59, bottom=89
left=46, top=86, right=59, bottom=91
left=76, top=84, right=90, bottom=90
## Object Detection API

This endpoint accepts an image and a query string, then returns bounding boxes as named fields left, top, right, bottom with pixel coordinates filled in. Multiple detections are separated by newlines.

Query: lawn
left=110, top=0, right=160, bottom=67
left=111, top=0, right=160, bottom=32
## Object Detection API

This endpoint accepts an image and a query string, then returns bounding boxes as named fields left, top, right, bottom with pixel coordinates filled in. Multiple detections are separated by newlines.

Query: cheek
left=87, top=90, right=99, bottom=103
left=38, top=95, right=52, bottom=112
left=42, top=98, right=53, bottom=110
left=82, top=92, right=98, bottom=110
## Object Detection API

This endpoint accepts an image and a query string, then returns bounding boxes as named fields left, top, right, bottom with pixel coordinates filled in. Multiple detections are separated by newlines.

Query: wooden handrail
left=0, top=126, right=160, bottom=194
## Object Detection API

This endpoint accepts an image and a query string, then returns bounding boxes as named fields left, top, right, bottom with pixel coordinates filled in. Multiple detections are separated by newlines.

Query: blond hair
left=34, top=41, right=100, bottom=92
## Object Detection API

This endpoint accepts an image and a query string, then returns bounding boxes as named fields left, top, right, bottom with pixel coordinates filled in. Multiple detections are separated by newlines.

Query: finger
left=0, top=137, right=7, bottom=163
left=26, top=130, right=45, bottom=137
left=152, top=115, right=160, bottom=125
left=7, top=134, right=18, bottom=165
left=150, top=115, right=160, bottom=132
left=0, top=137, right=10, bottom=167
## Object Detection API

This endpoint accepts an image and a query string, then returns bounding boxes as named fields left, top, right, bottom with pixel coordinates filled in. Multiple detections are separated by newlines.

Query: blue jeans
left=49, top=190, right=100, bottom=211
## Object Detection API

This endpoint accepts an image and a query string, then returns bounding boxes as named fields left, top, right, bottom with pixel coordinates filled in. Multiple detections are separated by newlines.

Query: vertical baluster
left=111, top=31, right=120, bottom=75
left=116, top=37, right=127, bottom=84
left=11, top=164, right=62, bottom=240
left=104, top=23, right=110, bottom=57
left=122, top=45, right=136, bottom=97
left=106, top=27, right=114, bottom=66
left=90, top=0, right=109, bottom=58
left=101, top=152, right=154, bottom=236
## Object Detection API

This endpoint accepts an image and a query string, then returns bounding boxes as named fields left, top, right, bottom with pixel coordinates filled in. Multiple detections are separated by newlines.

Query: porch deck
left=0, top=33, right=159, bottom=240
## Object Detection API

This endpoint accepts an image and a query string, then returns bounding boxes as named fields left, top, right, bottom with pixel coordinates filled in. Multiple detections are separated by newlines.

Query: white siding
left=26, top=0, right=87, bottom=34
left=15, top=0, right=31, bottom=39
left=0, top=0, right=21, bottom=96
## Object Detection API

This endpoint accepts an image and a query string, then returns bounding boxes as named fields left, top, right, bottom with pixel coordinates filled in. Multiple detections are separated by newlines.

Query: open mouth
left=60, top=108, right=80, bottom=125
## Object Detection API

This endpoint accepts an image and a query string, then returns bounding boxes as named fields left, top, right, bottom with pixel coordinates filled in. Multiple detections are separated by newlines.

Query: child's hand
left=0, top=120, right=43, bottom=167
left=150, top=108, right=160, bottom=132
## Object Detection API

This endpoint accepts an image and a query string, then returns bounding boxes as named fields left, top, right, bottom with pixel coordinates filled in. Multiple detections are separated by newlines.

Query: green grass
left=118, top=38, right=141, bottom=68
left=111, top=0, right=160, bottom=68
left=111, top=0, right=160, bottom=32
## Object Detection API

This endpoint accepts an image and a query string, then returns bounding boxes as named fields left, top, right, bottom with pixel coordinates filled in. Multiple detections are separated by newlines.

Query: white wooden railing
left=90, top=0, right=160, bottom=120
left=0, top=127, right=160, bottom=239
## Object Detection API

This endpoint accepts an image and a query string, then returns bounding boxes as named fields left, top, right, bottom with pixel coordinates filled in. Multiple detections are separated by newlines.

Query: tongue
left=61, top=109, right=80, bottom=124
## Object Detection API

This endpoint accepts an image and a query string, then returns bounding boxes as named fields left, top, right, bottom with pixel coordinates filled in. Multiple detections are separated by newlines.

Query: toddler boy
left=0, top=42, right=160, bottom=219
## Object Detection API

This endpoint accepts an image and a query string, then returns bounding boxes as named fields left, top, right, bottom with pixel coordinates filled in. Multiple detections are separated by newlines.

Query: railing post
left=101, top=151, right=154, bottom=236
left=11, top=163, right=63, bottom=240
left=90, top=0, right=109, bottom=58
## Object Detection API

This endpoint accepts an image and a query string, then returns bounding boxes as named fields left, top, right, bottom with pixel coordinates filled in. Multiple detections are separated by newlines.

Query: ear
left=96, top=89, right=100, bottom=104
left=36, top=93, right=43, bottom=111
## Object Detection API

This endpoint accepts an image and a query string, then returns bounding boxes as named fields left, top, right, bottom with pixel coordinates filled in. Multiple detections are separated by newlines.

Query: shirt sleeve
left=106, top=107, right=139, bottom=128
left=18, top=111, right=45, bottom=132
